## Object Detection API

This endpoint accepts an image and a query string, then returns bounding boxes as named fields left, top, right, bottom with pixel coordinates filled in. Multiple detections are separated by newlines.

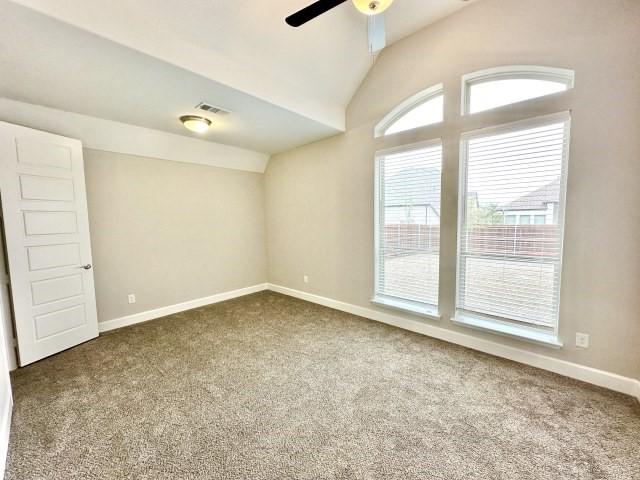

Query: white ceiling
left=2, top=0, right=471, bottom=154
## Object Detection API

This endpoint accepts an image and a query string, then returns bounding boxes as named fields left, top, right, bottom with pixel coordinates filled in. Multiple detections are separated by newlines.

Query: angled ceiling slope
left=3, top=0, right=472, bottom=154
left=0, top=1, right=339, bottom=154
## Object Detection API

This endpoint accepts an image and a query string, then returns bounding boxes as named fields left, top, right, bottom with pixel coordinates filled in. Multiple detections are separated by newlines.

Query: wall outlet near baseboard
left=575, top=332, right=589, bottom=348
left=303, top=275, right=309, bottom=284
left=128, top=294, right=136, bottom=304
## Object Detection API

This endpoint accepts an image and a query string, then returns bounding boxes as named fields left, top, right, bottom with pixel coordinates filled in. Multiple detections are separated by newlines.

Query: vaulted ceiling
left=1, top=0, right=472, bottom=153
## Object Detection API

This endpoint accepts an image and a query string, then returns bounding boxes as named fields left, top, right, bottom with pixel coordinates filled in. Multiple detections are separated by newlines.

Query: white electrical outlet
left=575, top=332, right=589, bottom=348
left=303, top=275, right=309, bottom=284
left=128, top=294, right=136, bottom=304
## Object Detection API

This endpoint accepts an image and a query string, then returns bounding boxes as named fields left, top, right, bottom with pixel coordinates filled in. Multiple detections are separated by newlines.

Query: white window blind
left=457, top=114, right=570, bottom=330
left=374, top=142, right=442, bottom=313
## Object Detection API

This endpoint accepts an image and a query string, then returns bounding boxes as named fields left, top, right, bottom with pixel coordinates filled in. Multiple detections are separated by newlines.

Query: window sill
left=451, top=312, right=563, bottom=348
left=371, top=296, right=440, bottom=321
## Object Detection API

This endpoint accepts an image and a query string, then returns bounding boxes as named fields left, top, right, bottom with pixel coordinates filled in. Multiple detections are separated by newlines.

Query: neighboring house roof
left=385, top=167, right=441, bottom=216
left=499, top=178, right=560, bottom=211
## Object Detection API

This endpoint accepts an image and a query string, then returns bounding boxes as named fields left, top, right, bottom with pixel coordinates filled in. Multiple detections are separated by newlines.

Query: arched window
left=462, top=66, right=574, bottom=115
left=374, top=84, right=443, bottom=138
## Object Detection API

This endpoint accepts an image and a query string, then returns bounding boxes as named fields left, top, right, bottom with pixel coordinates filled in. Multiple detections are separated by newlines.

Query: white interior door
left=0, top=122, right=98, bottom=366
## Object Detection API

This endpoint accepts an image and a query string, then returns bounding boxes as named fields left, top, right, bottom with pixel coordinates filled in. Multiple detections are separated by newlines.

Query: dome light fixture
left=352, top=0, right=394, bottom=15
left=180, top=115, right=211, bottom=133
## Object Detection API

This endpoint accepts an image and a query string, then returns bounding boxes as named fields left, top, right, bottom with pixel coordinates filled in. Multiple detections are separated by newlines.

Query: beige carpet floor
left=5, top=291, right=640, bottom=479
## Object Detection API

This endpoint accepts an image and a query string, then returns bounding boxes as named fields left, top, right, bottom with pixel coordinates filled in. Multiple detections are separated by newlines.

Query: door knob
left=81, top=264, right=92, bottom=270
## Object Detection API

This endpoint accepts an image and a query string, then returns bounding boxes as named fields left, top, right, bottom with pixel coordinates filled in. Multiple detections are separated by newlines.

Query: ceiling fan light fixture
left=179, top=115, right=211, bottom=133
left=352, top=0, right=394, bottom=15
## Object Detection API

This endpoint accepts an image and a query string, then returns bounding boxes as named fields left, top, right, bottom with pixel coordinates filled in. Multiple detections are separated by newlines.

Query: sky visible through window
left=466, top=122, right=565, bottom=221
left=469, top=78, right=568, bottom=114
left=385, top=95, right=444, bottom=135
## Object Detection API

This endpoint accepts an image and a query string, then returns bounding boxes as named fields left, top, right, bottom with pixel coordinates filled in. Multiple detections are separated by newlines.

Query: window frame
left=454, top=111, right=571, bottom=346
left=372, top=138, right=443, bottom=319
left=374, top=84, right=444, bottom=138
left=461, top=65, right=575, bottom=116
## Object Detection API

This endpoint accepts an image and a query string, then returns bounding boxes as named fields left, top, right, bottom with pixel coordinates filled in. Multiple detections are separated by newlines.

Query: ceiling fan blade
left=368, top=13, right=386, bottom=53
left=286, top=0, right=348, bottom=27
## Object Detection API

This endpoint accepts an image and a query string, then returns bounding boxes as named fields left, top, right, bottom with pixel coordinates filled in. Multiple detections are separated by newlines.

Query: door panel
left=0, top=122, right=98, bottom=366
left=31, top=274, right=83, bottom=305
left=34, top=304, right=86, bottom=340
left=16, top=138, right=72, bottom=170
left=19, top=175, right=75, bottom=202
left=23, top=211, right=78, bottom=235
left=27, top=243, right=81, bottom=271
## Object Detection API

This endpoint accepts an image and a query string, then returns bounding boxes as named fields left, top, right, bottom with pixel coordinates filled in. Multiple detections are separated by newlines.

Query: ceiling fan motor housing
left=352, top=0, right=394, bottom=15
left=285, top=0, right=395, bottom=29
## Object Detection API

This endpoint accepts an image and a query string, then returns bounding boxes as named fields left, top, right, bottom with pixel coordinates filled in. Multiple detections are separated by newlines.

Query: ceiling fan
left=286, top=0, right=395, bottom=53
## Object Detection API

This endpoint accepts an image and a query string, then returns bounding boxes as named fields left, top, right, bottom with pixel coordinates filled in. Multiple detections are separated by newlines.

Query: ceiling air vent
left=195, top=102, right=231, bottom=115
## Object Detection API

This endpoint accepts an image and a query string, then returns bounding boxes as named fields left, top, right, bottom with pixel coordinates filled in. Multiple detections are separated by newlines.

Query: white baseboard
left=98, top=283, right=268, bottom=333
left=0, top=394, right=12, bottom=479
left=267, top=283, right=640, bottom=399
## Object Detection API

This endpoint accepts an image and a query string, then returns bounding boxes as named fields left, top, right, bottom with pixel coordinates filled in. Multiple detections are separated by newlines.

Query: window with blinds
left=374, top=141, right=442, bottom=315
left=456, top=114, right=570, bottom=333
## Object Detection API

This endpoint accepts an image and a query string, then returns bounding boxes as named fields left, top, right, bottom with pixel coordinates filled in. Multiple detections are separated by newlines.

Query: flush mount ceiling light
left=179, top=115, right=211, bottom=133
left=351, top=0, right=393, bottom=15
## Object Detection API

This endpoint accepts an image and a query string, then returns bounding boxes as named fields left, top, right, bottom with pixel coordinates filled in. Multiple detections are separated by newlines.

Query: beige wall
left=265, top=0, right=640, bottom=378
left=85, top=149, right=267, bottom=323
